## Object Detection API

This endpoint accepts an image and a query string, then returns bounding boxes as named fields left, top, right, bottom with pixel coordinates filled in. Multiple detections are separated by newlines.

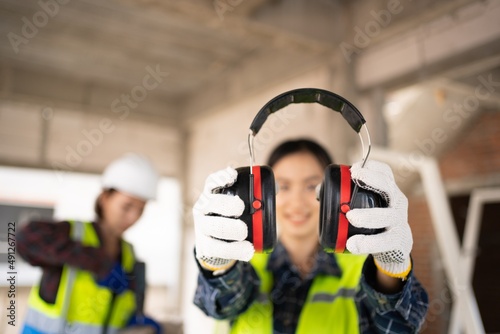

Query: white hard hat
left=101, top=153, right=159, bottom=201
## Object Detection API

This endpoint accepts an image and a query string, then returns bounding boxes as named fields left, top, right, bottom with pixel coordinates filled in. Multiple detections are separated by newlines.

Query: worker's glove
left=346, top=160, right=413, bottom=279
left=96, top=262, right=131, bottom=294
left=193, top=167, right=254, bottom=274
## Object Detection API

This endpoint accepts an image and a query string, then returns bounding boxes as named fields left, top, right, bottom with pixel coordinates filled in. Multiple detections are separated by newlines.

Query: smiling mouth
left=287, top=215, right=310, bottom=226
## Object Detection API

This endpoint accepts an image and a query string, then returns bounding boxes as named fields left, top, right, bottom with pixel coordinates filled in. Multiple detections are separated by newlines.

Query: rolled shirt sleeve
left=17, top=220, right=114, bottom=278
left=193, top=258, right=260, bottom=320
left=357, top=255, right=429, bottom=333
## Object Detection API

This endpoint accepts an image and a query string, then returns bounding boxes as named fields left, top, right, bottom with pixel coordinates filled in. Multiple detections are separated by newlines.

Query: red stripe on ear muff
left=252, top=166, right=263, bottom=252
left=335, top=165, right=351, bottom=252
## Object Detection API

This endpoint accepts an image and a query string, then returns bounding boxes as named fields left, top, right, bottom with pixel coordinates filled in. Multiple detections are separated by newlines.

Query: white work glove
left=346, top=160, right=413, bottom=279
left=193, top=167, right=255, bottom=274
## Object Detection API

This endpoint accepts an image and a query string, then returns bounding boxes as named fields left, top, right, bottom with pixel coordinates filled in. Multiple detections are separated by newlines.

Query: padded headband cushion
left=250, top=88, right=366, bottom=135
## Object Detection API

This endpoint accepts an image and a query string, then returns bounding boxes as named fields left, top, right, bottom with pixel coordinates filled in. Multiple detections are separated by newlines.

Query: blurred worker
left=193, top=139, right=428, bottom=333
left=17, top=153, right=162, bottom=334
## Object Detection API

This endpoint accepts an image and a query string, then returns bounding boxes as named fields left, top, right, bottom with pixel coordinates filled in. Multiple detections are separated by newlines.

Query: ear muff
left=319, top=164, right=386, bottom=253
left=215, top=166, right=277, bottom=253
left=218, top=88, right=384, bottom=254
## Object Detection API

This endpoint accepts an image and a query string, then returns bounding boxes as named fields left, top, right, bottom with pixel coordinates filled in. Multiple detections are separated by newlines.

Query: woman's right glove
left=346, top=160, right=413, bottom=279
left=193, top=167, right=255, bottom=274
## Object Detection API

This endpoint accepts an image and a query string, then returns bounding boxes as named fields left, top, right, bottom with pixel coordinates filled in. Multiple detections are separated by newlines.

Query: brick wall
left=409, top=196, right=449, bottom=334
left=439, top=111, right=500, bottom=181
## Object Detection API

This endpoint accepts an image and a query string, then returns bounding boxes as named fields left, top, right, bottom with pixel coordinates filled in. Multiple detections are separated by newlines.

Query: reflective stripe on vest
left=229, top=252, right=367, bottom=334
left=22, top=221, right=136, bottom=334
left=22, top=307, right=120, bottom=334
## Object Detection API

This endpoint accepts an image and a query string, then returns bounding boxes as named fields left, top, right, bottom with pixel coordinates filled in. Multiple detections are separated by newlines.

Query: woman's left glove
left=345, top=160, right=413, bottom=279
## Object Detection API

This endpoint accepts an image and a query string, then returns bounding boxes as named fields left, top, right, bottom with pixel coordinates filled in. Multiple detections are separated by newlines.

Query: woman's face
left=273, top=151, right=324, bottom=241
left=100, top=191, right=146, bottom=236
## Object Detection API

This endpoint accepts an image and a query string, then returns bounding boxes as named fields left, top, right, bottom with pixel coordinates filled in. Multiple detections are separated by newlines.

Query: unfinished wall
left=439, top=111, right=500, bottom=183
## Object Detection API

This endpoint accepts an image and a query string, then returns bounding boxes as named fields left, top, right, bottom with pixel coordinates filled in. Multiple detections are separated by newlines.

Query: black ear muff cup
left=214, top=166, right=277, bottom=253
left=319, top=164, right=386, bottom=253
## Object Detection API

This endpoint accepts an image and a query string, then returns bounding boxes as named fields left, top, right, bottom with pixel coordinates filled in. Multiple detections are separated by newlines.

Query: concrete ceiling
left=0, top=0, right=498, bottom=160
left=3, top=0, right=495, bottom=123
left=0, top=0, right=337, bottom=125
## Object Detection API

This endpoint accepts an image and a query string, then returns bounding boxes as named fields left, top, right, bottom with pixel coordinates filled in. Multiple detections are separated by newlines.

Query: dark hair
left=94, top=189, right=116, bottom=220
left=266, top=138, right=333, bottom=169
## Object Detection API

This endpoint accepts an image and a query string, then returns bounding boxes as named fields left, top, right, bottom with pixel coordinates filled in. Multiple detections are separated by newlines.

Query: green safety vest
left=22, top=221, right=136, bottom=334
left=228, top=252, right=367, bottom=334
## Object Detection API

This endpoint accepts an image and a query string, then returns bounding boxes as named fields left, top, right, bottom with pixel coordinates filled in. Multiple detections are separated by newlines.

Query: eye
left=278, top=184, right=289, bottom=192
left=306, top=183, right=318, bottom=192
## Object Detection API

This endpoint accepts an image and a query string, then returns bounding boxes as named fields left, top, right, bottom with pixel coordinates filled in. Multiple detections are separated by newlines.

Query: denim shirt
left=194, top=242, right=428, bottom=333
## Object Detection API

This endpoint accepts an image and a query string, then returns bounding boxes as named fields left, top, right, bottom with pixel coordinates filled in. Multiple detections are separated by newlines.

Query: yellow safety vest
left=228, top=252, right=367, bottom=334
left=22, top=221, right=136, bottom=334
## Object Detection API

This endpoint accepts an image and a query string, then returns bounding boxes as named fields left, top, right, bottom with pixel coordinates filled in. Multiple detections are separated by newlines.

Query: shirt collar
left=266, top=240, right=342, bottom=278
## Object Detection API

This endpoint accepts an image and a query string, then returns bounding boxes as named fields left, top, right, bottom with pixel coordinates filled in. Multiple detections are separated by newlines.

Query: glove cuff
left=373, top=256, right=412, bottom=280
left=198, top=256, right=236, bottom=276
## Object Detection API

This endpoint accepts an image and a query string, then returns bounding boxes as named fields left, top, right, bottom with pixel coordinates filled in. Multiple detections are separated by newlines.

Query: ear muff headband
left=247, top=88, right=370, bottom=172
left=249, top=88, right=366, bottom=136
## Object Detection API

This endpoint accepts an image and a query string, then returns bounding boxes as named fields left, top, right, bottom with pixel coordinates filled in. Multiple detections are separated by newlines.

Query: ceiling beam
left=119, top=0, right=335, bottom=54
left=179, top=51, right=334, bottom=126
left=354, top=0, right=479, bottom=47
left=229, top=0, right=274, bottom=17
left=0, top=62, right=180, bottom=126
